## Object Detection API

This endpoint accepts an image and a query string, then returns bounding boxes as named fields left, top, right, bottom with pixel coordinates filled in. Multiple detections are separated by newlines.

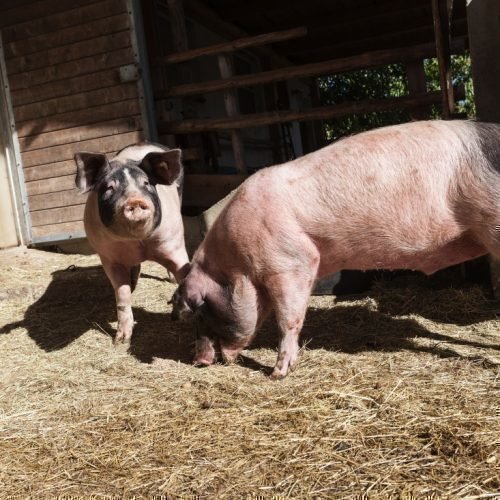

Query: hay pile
left=0, top=247, right=498, bottom=497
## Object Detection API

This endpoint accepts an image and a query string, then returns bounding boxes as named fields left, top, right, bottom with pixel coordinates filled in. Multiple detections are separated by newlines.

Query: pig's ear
left=74, top=152, right=108, bottom=193
left=140, top=149, right=182, bottom=185
left=170, top=282, right=205, bottom=321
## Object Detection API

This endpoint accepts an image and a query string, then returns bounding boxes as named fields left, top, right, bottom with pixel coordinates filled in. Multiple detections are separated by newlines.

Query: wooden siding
left=0, top=0, right=145, bottom=243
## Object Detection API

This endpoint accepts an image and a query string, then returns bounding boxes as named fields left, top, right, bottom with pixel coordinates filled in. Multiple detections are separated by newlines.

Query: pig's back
left=284, top=120, right=496, bottom=236
left=206, top=120, right=499, bottom=275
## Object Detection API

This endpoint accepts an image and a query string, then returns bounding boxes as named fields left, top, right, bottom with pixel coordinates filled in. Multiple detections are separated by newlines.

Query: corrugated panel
left=1, top=0, right=146, bottom=244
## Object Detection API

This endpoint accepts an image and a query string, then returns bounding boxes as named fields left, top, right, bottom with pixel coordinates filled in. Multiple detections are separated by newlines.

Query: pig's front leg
left=155, top=245, right=190, bottom=283
left=101, top=259, right=135, bottom=344
left=266, top=271, right=316, bottom=379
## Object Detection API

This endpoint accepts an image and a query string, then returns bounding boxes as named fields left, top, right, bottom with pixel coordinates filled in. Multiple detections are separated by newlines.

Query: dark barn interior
left=0, top=0, right=497, bottom=293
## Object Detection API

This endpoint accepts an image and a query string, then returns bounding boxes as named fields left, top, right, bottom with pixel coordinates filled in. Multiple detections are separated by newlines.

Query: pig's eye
left=102, top=185, right=115, bottom=199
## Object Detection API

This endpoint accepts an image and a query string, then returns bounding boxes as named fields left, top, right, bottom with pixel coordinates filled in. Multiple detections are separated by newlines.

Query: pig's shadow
left=1, top=264, right=498, bottom=371
left=1, top=265, right=117, bottom=350
left=0, top=265, right=192, bottom=362
left=238, top=296, right=500, bottom=374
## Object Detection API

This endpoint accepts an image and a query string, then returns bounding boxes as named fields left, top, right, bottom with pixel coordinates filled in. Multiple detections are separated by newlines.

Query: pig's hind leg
left=101, top=259, right=135, bottom=344
left=265, top=268, right=318, bottom=379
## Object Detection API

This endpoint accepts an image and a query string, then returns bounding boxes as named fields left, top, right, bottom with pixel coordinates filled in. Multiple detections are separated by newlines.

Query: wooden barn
left=0, top=0, right=498, bottom=257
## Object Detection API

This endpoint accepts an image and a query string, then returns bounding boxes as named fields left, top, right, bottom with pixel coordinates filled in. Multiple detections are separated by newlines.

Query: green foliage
left=318, top=54, right=475, bottom=141
left=424, top=55, right=476, bottom=117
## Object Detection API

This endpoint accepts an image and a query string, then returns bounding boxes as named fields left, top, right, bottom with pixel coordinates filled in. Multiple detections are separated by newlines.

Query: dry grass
left=0, top=247, right=499, bottom=498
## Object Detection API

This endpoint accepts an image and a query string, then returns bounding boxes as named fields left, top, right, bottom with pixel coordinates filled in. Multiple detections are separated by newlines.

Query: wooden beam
left=218, top=54, right=246, bottom=173
left=432, top=0, right=454, bottom=119
left=157, top=42, right=458, bottom=99
left=183, top=0, right=292, bottom=68
left=288, top=23, right=467, bottom=64
left=154, top=27, right=307, bottom=66
left=159, top=89, right=464, bottom=135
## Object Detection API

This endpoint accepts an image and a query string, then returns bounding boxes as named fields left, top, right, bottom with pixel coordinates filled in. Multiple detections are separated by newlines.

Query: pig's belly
left=318, top=233, right=487, bottom=277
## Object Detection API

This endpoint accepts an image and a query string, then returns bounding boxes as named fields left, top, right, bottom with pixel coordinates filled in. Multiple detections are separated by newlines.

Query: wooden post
left=263, top=78, right=284, bottom=164
left=218, top=54, right=246, bottom=173
left=432, top=0, right=455, bottom=119
left=167, top=0, right=189, bottom=52
left=405, top=60, right=429, bottom=120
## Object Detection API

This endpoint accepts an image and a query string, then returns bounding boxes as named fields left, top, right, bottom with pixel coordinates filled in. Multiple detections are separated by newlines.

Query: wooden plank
left=30, top=204, right=85, bottom=226
left=21, top=130, right=143, bottom=167
left=17, top=98, right=140, bottom=138
left=11, top=67, right=129, bottom=107
left=2, top=0, right=126, bottom=43
left=9, top=47, right=134, bottom=91
left=290, top=30, right=467, bottom=65
left=29, top=188, right=82, bottom=211
left=24, top=160, right=78, bottom=182
left=0, top=0, right=95, bottom=28
left=14, top=83, right=137, bottom=122
left=5, top=13, right=129, bottom=58
left=183, top=174, right=246, bottom=208
left=19, top=114, right=142, bottom=152
left=6, top=30, right=132, bottom=75
left=0, top=0, right=44, bottom=13
left=184, top=0, right=291, bottom=68
left=154, top=27, right=307, bottom=66
left=432, top=0, right=454, bottom=118
left=218, top=54, right=246, bottom=173
left=24, top=147, right=121, bottom=182
left=158, top=42, right=456, bottom=99
left=32, top=220, right=85, bottom=240
left=27, top=174, right=75, bottom=197
left=159, top=90, right=457, bottom=134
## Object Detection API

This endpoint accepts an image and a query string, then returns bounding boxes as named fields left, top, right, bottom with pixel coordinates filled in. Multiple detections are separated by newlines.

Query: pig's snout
left=193, top=335, right=216, bottom=366
left=124, top=197, right=151, bottom=222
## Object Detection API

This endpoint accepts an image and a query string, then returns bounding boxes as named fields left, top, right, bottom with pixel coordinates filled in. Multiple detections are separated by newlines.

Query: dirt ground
left=0, top=246, right=498, bottom=498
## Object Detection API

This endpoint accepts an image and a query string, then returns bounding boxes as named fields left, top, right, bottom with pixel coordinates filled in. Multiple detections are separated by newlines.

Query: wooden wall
left=0, top=0, right=145, bottom=243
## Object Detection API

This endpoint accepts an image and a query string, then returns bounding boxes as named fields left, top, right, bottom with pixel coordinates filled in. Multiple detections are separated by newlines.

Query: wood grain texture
left=1, top=0, right=125, bottom=43
left=14, top=84, right=138, bottom=122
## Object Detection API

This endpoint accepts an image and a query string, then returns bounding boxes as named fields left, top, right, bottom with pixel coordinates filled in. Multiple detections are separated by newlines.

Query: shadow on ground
left=1, top=263, right=498, bottom=371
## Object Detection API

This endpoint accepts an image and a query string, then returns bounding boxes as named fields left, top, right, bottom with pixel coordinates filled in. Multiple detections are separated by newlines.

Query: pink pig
left=172, top=120, right=500, bottom=378
left=75, top=143, right=189, bottom=343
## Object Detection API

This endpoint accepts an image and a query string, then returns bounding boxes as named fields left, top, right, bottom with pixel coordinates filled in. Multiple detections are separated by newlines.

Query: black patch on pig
left=475, top=122, right=500, bottom=173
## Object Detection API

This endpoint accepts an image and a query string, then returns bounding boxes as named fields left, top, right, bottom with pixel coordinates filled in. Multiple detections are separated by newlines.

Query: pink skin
left=80, top=145, right=190, bottom=344
left=176, top=120, right=500, bottom=378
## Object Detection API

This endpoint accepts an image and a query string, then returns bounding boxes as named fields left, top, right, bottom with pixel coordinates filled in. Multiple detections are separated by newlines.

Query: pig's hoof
left=114, top=331, right=132, bottom=345
left=193, top=358, right=213, bottom=367
left=270, top=367, right=288, bottom=380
